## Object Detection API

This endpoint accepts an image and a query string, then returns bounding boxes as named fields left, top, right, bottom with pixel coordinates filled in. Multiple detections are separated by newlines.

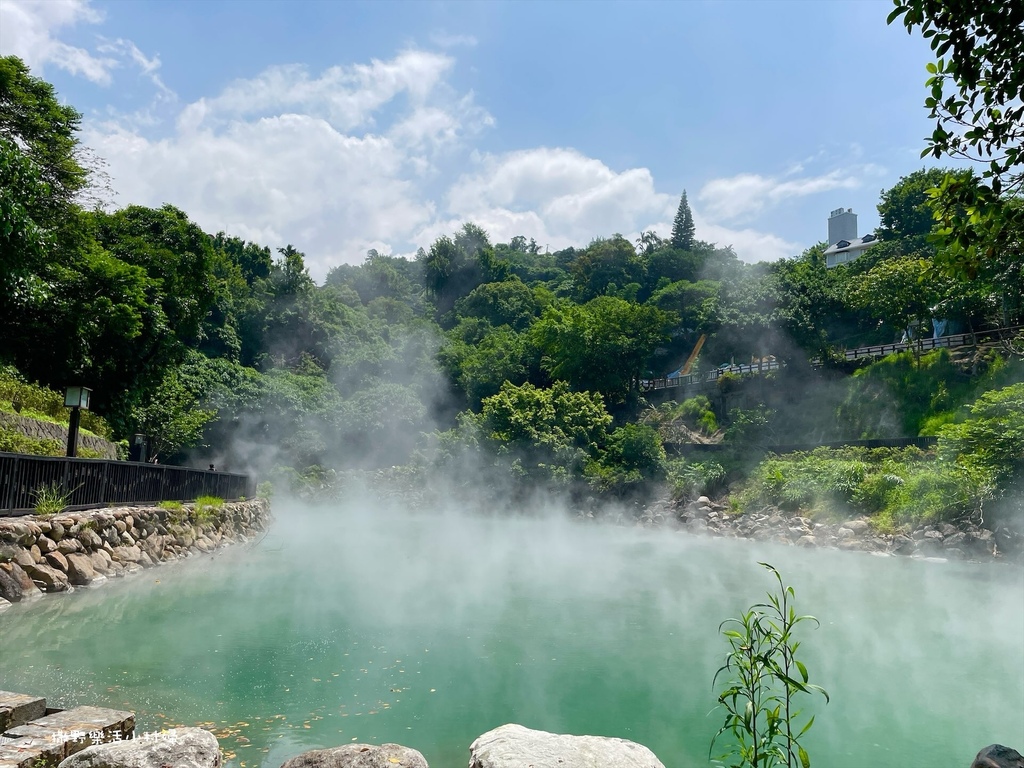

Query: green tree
left=91, top=205, right=218, bottom=348
left=644, top=246, right=705, bottom=288
left=0, top=134, right=46, bottom=291
left=439, top=324, right=536, bottom=409
left=452, top=278, right=539, bottom=331
left=326, top=250, right=423, bottom=309
left=635, top=230, right=664, bottom=256
left=846, top=256, right=941, bottom=342
left=876, top=167, right=965, bottom=255
left=671, top=190, right=696, bottom=250
left=889, top=0, right=1024, bottom=276
left=649, top=279, right=720, bottom=333
left=0, top=56, right=91, bottom=341
left=938, top=382, right=1024, bottom=493
left=477, top=380, right=612, bottom=483
left=129, top=365, right=216, bottom=462
left=531, top=296, right=675, bottom=399
left=0, top=56, right=87, bottom=226
left=420, top=224, right=508, bottom=319
left=585, top=422, right=667, bottom=494
left=770, top=250, right=856, bottom=359
left=212, top=233, right=272, bottom=286
left=569, top=235, right=645, bottom=301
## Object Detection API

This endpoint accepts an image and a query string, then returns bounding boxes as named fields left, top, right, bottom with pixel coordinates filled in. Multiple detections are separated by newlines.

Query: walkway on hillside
left=641, top=325, right=1023, bottom=394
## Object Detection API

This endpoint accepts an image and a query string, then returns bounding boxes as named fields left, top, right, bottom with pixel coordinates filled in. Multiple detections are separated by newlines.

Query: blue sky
left=1, top=0, right=941, bottom=279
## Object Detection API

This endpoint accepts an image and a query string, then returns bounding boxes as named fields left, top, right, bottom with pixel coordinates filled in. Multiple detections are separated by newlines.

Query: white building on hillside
left=823, top=208, right=879, bottom=268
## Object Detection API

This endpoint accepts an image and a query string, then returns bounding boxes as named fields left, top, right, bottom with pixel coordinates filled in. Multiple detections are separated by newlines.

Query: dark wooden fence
left=0, top=453, right=252, bottom=517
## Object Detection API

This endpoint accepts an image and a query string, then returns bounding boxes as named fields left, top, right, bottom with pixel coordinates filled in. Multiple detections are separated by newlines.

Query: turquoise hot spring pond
left=1, top=498, right=1022, bottom=767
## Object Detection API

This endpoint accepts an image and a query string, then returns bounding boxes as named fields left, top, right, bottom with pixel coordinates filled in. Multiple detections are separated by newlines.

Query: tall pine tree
left=671, top=190, right=695, bottom=250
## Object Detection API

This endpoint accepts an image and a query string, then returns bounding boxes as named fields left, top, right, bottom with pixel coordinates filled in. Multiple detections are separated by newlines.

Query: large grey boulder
left=281, top=743, right=428, bottom=767
left=58, top=727, right=221, bottom=768
left=468, top=724, right=665, bottom=768
left=66, top=552, right=101, bottom=585
left=0, top=561, right=42, bottom=600
left=0, top=562, right=24, bottom=602
left=971, top=745, right=1024, bottom=768
left=24, top=561, right=71, bottom=592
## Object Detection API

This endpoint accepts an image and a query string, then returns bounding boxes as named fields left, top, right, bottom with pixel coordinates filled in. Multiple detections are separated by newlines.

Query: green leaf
left=799, top=745, right=811, bottom=768
left=798, top=715, right=816, bottom=738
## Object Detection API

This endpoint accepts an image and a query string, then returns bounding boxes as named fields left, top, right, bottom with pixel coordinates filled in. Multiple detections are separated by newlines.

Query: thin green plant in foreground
left=711, top=563, right=829, bottom=768
left=32, top=482, right=71, bottom=516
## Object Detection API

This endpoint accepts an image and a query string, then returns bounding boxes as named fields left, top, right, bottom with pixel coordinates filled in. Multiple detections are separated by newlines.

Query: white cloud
left=696, top=220, right=801, bottom=264
left=440, top=149, right=801, bottom=263
left=95, top=37, right=172, bottom=95
left=442, top=148, right=675, bottom=248
left=9, top=0, right=816, bottom=275
left=699, top=169, right=863, bottom=222
left=0, top=0, right=115, bottom=83
left=0, top=0, right=169, bottom=91
left=85, top=52, right=492, bottom=278
left=177, top=50, right=458, bottom=133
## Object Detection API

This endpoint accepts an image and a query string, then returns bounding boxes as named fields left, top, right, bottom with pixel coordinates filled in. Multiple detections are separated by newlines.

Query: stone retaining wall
left=637, top=495, right=1024, bottom=564
left=0, top=498, right=270, bottom=608
left=0, top=413, right=119, bottom=459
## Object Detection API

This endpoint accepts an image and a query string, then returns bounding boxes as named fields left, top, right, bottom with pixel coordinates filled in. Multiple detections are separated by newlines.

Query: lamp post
left=65, top=386, right=92, bottom=457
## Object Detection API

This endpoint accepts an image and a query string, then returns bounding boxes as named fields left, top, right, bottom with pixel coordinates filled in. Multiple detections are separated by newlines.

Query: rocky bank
left=36, top=726, right=1023, bottom=768
left=637, top=495, right=1024, bottom=564
left=0, top=498, right=270, bottom=610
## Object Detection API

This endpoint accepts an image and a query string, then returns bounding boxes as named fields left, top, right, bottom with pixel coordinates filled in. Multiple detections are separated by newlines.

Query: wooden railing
left=642, top=325, right=1024, bottom=392
left=669, top=436, right=939, bottom=456
left=641, top=358, right=781, bottom=392
left=0, top=453, right=252, bottom=517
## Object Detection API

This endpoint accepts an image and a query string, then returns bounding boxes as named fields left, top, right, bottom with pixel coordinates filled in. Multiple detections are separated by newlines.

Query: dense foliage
left=0, top=52, right=1021, bottom=523
left=889, top=0, right=1024, bottom=323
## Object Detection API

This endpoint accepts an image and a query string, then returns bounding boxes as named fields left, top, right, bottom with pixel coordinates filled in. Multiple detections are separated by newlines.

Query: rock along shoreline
left=637, top=494, right=1024, bottom=565
left=0, top=498, right=271, bottom=610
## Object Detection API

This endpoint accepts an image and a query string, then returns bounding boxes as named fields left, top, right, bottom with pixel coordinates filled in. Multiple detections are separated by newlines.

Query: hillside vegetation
left=1, top=53, right=1022, bottom=529
left=0, top=366, right=115, bottom=457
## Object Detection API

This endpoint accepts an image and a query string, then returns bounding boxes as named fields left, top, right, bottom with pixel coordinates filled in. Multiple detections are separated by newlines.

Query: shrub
left=0, top=365, right=114, bottom=439
left=837, top=348, right=1024, bottom=439
left=159, top=500, right=189, bottom=526
left=667, top=458, right=727, bottom=501
left=938, top=382, right=1024, bottom=489
left=194, top=495, right=224, bottom=525
left=677, top=395, right=719, bottom=435
left=641, top=398, right=718, bottom=444
left=0, top=427, right=64, bottom=456
left=734, top=445, right=993, bottom=529
left=603, top=423, right=666, bottom=477
left=33, top=482, right=70, bottom=516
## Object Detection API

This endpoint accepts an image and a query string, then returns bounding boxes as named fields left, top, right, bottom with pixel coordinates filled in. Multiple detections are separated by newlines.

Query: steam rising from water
left=1, top=495, right=1022, bottom=767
